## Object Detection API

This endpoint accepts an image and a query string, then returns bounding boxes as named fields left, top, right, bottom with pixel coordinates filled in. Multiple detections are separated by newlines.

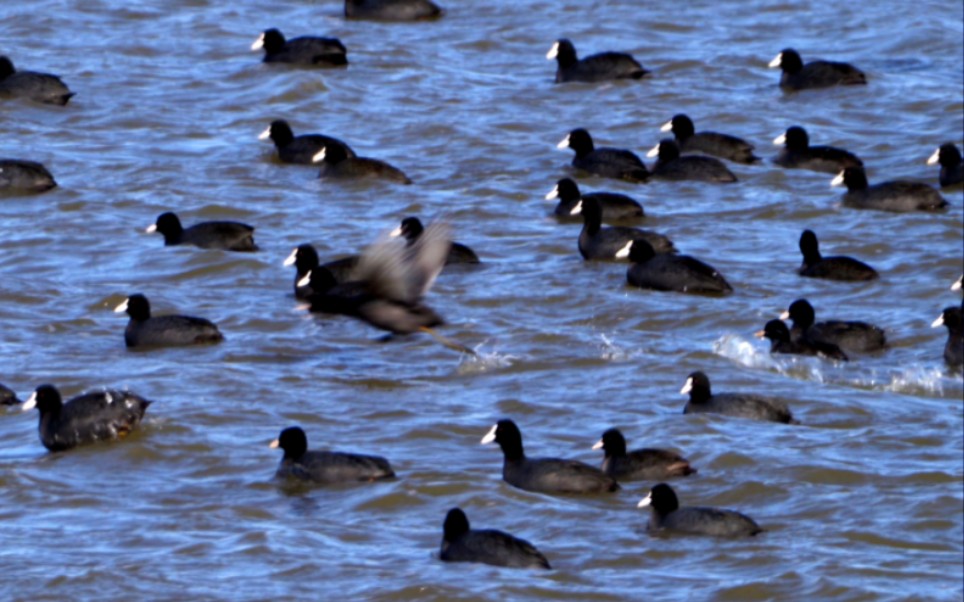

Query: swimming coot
left=932, top=305, right=963, bottom=368
left=768, top=48, right=866, bottom=91
left=546, top=177, right=643, bottom=222
left=557, top=129, right=650, bottom=183
left=618, top=239, right=732, bottom=294
left=313, top=145, right=411, bottom=184
left=0, top=56, right=74, bottom=105
left=0, top=159, right=57, bottom=193
left=391, top=216, right=479, bottom=264
left=660, top=114, right=759, bottom=164
left=755, top=319, right=849, bottom=361
left=22, top=384, right=152, bottom=452
left=832, top=167, right=949, bottom=213
left=270, top=426, right=395, bottom=483
left=927, top=143, right=963, bottom=188
left=440, top=508, right=551, bottom=569
left=773, top=126, right=863, bottom=174
left=147, top=212, right=258, bottom=252
left=647, top=139, right=737, bottom=183
left=114, top=294, right=224, bottom=348
left=1, top=383, right=21, bottom=405
left=481, top=419, right=619, bottom=495
left=546, top=38, right=648, bottom=83
left=680, top=371, right=796, bottom=424
left=797, top=229, right=878, bottom=281
left=345, top=0, right=442, bottom=21
left=251, top=29, right=347, bottom=67
left=571, top=197, right=675, bottom=260
left=782, top=298, right=886, bottom=353
left=259, top=120, right=355, bottom=164
left=638, top=483, right=763, bottom=537
left=593, top=428, right=696, bottom=481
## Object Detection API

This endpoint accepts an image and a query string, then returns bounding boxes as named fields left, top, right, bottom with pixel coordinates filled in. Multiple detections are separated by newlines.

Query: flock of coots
left=2, top=0, right=962, bottom=574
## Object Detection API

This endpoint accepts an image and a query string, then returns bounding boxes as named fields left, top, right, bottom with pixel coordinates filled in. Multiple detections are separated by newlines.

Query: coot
left=647, top=139, right=737, bottom=182
left=618, top=239, right=732, bottom=294
left=22, top=384, right=152, bottom=452
left=547, top=39, right=648, bottom=83
left=391, top=216, right=479, bottom=264
left=557, top=128, right=650, bottom=182
left=781, top=298, right=886, bottom=353
left=345, top=0, right=442, bottom=21
left=147, top=212, right=258, bottom=251
left=481, top=419, right=619, bottom=495
left=0, top=159, right=57, bottom=193
left=932, top=305, right=963, bottom=367
left=680, top=371, right=796, bottom=424
left=572, top=197, right=674, bottom=260
left=259, top=120, right=355, bottom=164
left=927, top=143, right=963, bottom=188
left=773, top=126, right=863, bottom=174
left=592, top=428, right=695, bottom=481
left=797, top=229, right=878, bottom=281
left=114, top=294, right=224, bottom=348
left=768, top=48, right=866, bottom=91
left=660, top=114, right=759, bottom=164
left=755, top=319, right=848, bottom=361
left=832, top=167, right=948, bottom=213
left=314, top=145, right=411, bottom=184
left=638, top=483, right=763, bottom=537
left=440, top=508, right=551, bottom=569
left=1, top=383, right=21, bottom=405
left=0, top=56, right=73, bottom=105
left=251, top=29, right=347, bottom=67
left=270, top=426, right=394, bottom=483
left=546, top=177, right=643, bottom=221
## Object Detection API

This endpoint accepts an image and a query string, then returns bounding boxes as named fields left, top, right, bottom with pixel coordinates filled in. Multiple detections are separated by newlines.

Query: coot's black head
left=115, top=294, right=152, bottom=321
left=931, top=143, right=962, bottom=168
left=22, top=384, right=64, bottom=415
left=777, top=126, right=809, bottom=150
left=270, top=426, right=308, bottom=460
left=442, top=507, right=470, bottom=541
left=934, top=306, right=963, bottom=334
left=681, top=371, right=712, bottom=403
left=481, top=419, right=524, bottom=461
left=626, top=239, right=656, bottom=264
left=832, top=167, right=869, bottom=192
left=798, top=230, right=822, bottom=264
left=150, top=212, right=184, bottom=241
left=638, top=483, right=680, bottom=515
left=784, top=298, right=816, bottom=329
left=664, top=114, right=695, bottom=140
left=559, top=128, right=594, bottom=156
left=551, top=178, right=581, bottom=202
left=649, top=139, right=680, bottom=162
left=284, top=244, right=319, bottom=274
left=757, top=319, right=792, bottom=343
left=260, top=29, right=287, bottom=54
left=394, top=217, right=425, bottom=242
left=594, top=428, right=627, bottom=457
left=314, top=144, right=349, bottom=164
left=263, top=120, right=294, bottom=147
left=0, top=56, right=14, bottom=79
left=570, top=196, right=604, bottom=227
left=771, top=48, right=803, bottom=73
left=547, top=38, right=578, bottom=68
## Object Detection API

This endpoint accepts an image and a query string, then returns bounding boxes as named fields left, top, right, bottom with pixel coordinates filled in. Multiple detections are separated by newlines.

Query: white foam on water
left=456, top=340, right=518, bottom=375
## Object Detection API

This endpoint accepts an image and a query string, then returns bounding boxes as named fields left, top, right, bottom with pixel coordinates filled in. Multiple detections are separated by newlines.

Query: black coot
left=251, top=29, right=347, bottom=67
left=284, top=244, right=362, bottom=299
left=440, top=508, right=551, bottom=569
left=660, top=114, right=759, bottom=164
left=481, top=419, right=619, bottom=495
left=680, top=371, right=796, bottom=424
left=391, top=217, right=479, bottom=264
left=345, top=0, right=442, bottom=21
left=927, top=143, right=963, bottom=188
left=557, top=129, right=650, bottom=183
left=832, top=167, right=949, bottom=213
left=546, top=178, right=643, bottom=222
left=260, top=120, right=355, bottom=164
left=572, top=197, right=674, bottom=260
left=270, top=426, right=394, bottom=483
left=773, top=126, right=863, bottom=174
left=0, top=56, right=73, bottom=105
left=546, top=39, right=648, bottom=83
left=620, top=239, right=732, bottom=294
left=647, top=139, right=737, bottom=182
left=1, top=383, right=21, bottom=405
left=782, top=298, right=886, bottom=353
left=147, top=212, right=258, bottom=251
left=797, top=230, right=878, bottom=281
left=0, top=159, right=57, bottom=192
left=114, top=294, right=224, bottom=348
left=638, top=483, right=763, bottom=537
left=593, top=428, right=696, bottom=481
left=756, top=319, right=849, bottom=361
left=314, top=145, right=411, bottom=184
left=932, top=305, right=963, bottom=367
left=768, top=48, right=866, bottom=91
left=22, top=384, right=152, bottom=452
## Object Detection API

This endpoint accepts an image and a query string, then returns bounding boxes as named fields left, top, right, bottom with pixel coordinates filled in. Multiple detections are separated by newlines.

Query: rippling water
left=1, top=0, right=962, bottom=599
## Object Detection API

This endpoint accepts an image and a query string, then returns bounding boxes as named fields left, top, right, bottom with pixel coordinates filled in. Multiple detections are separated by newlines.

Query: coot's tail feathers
left=667, top=461, right=697, bottom=477
left=623, top=168, right=650, bottom=183
left=314, top=54, right=348, bottom=66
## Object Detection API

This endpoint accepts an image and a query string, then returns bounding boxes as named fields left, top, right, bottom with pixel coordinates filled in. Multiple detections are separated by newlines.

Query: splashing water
left=456, top=340, right=518, bottom=375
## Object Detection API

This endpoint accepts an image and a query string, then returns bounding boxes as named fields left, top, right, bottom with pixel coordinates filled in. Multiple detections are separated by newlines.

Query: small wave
left=456, top=340, right=518, bottom=375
